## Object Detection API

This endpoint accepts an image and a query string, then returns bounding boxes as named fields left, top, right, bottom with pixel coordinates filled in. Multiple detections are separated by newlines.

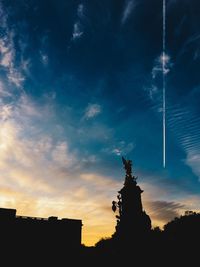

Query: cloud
left=71, top=3, right=86, bottom=42
left=146, top=200, right=185, bottom=225
left=0, top=103, right=13, bottom=121
left=84, top=103, right=101, bottom=119
left=177, top=33, right=200, bottom=59
left=148, top=50, right=199, bottom=176
left=152, top=53, right=172, bottom=79
left=80, top=173, right=120, bottom=189
left=7, top=68, right=25, bottom=87
left=0, top=92, right=117, bottom=246
left=78, top=123, right=113, bottom=143
left=121, top=0, right=137, bottom=25
left=0, top=80, right=12, bottom=97
left=72, top=22, right=83, bottom=41
left=178, top=195, right=200, bottom=212
left=0, top=94, right=199, bottom=245
left=166, top=100, right=200, bottom=176
left=0, top=32, right=14, bottom=68
left=0, top=4, right=25, bottom=88
left=0, top=47, right=13, bottom=67
left=103, top=140, right=135, bottom=156
left=40, top=52, right=48, bottom=65
left=144, top=84, right=159, bottom=102
left=20, top=58, right=31, bottom=74
left=51, top=142, right=76, bottom=167
left=185, top=150, right=200, bottom=180
left=144, top=53, right=172, bottom=112
left=77, top=3, right=84, bottom=18
left=138, top=177, right=200, bottom=228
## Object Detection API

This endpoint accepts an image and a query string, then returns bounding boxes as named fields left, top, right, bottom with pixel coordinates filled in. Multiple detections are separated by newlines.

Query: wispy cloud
left=177, top=33, right=200, bottom=60
left=77, top=3, right=84, bottom=18
left=145, top=82, right=200, bottom=182
left=144, top=52, right=173, bottom=113
left=0, top=40, right=13, bottom=67
left=186, top=150, right=200, bottom=181
left=40, top=51, right=48, bottom=65
left=166, top=99, right=200, bottom=178
left=0, top=91, right=115, bottom=245
left=147, top=25, right=200, bottom=176
left=121, top=0, right=137, bottom=25
left=78, top=123, right=113, bottom=142
left=0, top=103, right=13, bottom=121
left=0, top=93, right=199, bottom=244
left=71, top=4, right=86, bottom=41
left=72, top=22, right=84, bottom=41
left=152, top=54, right=172, bottom=79
left=144, top=84, right=159, bottom=102
left=146, top=200, right=185, bottom=225
left=0, top=80, right=12, bottom=97
left=0, top=3, right=25, bottom=88
left=140, top=179, right=200, bottom=227
left=84, top=103, right=101, bottom=119
left=0, top=32, right=25, bottom=87
left=7, top=68, right=25, bottom=87
left=103, top=140, right=135, bottom=156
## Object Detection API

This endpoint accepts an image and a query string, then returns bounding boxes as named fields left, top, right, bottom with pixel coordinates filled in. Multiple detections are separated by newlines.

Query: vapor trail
left=162, top=0, right=166, bottom=168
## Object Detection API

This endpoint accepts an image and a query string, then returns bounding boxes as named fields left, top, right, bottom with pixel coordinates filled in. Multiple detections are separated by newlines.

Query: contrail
left=162, top=0, right=166, bottom=168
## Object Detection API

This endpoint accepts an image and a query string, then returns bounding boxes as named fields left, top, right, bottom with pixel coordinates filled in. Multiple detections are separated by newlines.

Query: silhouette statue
left=122, top=156, right=132, bottom=177
left=112, top=157, right=151, bottom=245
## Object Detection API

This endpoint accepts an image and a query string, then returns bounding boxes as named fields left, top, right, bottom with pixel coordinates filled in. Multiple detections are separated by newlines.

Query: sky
left=0, top=0, right=200, bottom=246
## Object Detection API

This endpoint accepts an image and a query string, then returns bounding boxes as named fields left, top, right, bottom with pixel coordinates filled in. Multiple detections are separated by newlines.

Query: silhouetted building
left=0, top=207, right=82, bottom=251
left=112, top=157, right=151, bottom=243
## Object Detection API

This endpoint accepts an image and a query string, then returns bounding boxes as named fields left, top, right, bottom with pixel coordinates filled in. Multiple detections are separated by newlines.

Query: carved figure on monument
left=112, top=157, right=151, bottom=243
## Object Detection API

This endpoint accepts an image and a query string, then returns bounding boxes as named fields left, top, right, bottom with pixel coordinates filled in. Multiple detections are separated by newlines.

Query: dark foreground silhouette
left=0, top=158, right=199, bottom=266
left=0, top=207, right=82, bottom=265
left=92, top=158, right=200, bottom=265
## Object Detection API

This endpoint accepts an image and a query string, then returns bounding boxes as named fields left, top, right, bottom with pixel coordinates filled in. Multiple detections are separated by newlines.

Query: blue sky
left=0, top=0, right=200, bottom=245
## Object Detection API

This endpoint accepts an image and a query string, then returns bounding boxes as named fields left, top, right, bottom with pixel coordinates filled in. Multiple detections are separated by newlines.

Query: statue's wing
left=122, top=156, right=126, bottom=165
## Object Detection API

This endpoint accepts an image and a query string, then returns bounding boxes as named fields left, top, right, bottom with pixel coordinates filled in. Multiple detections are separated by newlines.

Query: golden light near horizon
left=0, top=110, right=198, bottom=246
left=0, top=114, right=198, bottom=245
left=0, top=116, right=120, bottom=246
left=0, top=186, right=116, bottom=246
